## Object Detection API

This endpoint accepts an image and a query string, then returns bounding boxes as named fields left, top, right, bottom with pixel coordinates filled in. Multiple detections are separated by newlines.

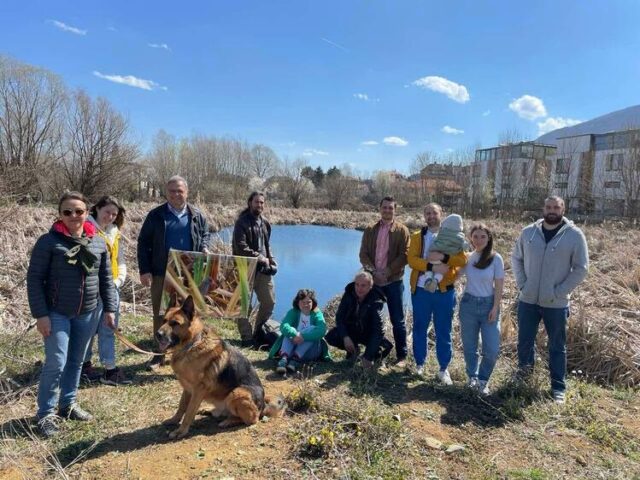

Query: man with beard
left=511, top=196, right=589, bottom=404
left=233, top=191, right=277, bottom=347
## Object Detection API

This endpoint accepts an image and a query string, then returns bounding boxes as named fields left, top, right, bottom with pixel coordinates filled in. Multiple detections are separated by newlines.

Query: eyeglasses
left=61, top=209, right=87, bottom=217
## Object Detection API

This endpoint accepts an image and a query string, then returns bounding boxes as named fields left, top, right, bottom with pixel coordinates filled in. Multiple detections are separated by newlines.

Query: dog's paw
left=162, top=416, right=181, bottom=426
left=168, top=428, right=188, bottom=440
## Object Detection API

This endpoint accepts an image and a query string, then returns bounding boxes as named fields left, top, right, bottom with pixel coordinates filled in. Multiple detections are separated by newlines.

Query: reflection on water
left=222, top=225, right=411, bottom=320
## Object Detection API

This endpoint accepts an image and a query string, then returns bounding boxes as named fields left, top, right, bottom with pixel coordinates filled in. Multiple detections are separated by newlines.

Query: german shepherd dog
left=157, top=294, right=285, bottom=439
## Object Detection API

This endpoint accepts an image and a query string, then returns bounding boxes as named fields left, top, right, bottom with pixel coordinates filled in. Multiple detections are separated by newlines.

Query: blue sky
left=2, top=1, right=639, bottom=173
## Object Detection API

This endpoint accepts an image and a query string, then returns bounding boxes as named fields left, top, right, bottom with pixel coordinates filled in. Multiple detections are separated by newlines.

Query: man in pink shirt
left=359, top=197, right=411, bottom=367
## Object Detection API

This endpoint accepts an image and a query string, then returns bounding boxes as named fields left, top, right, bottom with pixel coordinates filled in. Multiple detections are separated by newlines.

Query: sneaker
left=346, top=345, right=361, bottom=362
left=276, top=357, right=288, bottom=374
left=146, top=354, right=165, bottom=372
left=415, top=365, right=424, bottom=376
left=58, top=404, right=93, bottom=422
left=240, top=338, right=254, bottom=348
left=552, top=390, right=566, bottom=404
left=286, top=359, right=300, bottom=373
left=437, top=369, right=453, bottom=385
left=80, top=361, right=101, bottom=383
left=100, top=367, right=133, bottom=386
left=395, top=359, right=408, bottom=370
left=477, top=380, right=490, bottom=396
left=467, top=377, right=479, bottom=389
left=37, top=414, right=61, bottom=438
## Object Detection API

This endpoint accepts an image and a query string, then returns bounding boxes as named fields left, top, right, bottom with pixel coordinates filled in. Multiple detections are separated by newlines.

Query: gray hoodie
left=511, top=217, right=589, bottom=308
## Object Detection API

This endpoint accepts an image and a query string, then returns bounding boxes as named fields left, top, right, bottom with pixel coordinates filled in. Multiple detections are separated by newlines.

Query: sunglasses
left=61, top=209, right=87, bottom=217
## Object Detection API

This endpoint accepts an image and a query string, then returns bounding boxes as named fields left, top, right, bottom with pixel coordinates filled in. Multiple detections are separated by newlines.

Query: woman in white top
left=458, top=223, right=504, bottom=395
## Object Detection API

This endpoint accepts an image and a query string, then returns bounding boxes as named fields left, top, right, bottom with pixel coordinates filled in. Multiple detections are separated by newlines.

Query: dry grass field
left=0, top=203, right=639, bottom=479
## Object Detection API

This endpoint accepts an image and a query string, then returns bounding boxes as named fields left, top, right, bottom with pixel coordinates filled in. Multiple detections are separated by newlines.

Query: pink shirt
left=375, top=221, right=391, bottom=273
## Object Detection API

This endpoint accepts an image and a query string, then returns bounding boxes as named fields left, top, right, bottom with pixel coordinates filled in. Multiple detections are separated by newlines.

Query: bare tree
left=146, top=129, right=178, bottom=197
left=281, top=158, right=314, bottom=208
left=324, top=164, right=358, bottom=209
left=249, top=144, right=279, bottom=179
left=619, top=129, right=640, bottom=217
left=59, top=90, right=139, bottom=197
left=0, top=56, right=66, bottom=198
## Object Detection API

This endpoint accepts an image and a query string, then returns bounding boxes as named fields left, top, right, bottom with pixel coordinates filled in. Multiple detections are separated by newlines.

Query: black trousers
left=325, top=327, right=393, bottom=361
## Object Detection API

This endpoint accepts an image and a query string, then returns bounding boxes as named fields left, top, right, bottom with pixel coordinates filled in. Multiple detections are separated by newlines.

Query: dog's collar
left=180, top=332, right=203, bottom=353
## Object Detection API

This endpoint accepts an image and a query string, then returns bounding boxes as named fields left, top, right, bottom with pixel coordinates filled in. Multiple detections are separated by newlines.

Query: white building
left=473, top=142, right=556, bottom=208
left=551, top=129, right=640, bottom=215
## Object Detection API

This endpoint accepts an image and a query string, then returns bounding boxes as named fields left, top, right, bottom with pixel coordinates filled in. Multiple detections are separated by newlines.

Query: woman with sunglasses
left=81, top=196, right=132, bottom=386
left=27, top=192, right=117, bottom=438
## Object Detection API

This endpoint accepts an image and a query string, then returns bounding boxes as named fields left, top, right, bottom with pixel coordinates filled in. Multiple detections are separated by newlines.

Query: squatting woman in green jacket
left=268, top=289, right=330, bottom=374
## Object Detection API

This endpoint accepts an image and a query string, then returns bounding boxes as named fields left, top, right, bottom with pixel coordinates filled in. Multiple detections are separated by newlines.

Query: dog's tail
left=262, top=394, right=286, bottom=418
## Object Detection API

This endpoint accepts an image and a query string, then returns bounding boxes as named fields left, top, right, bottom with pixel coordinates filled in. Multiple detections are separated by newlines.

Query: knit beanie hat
left=440, top=214, right=463, bottom=232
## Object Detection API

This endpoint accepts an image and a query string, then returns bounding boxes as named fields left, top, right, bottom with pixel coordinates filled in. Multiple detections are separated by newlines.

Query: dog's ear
left=168, top=292, right=179, bottom=309
left=181, top=295, right=195, bottom=321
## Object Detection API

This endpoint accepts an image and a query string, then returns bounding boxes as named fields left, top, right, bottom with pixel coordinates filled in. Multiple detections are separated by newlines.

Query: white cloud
left=50, top=20, right=87, bottom=35
left=482, top=110, right=491, bottom=117
left=321, top=37, right=349, bottom=52
left=446, top=148, right=454, bottom=153
left=383, top=136, right=408, bottom=147
left=411, top=76, right=470, bottom=103
left=353, top=93, right=379, bottom=102
left=280, top=141, right=296, bottom=148
left=509, top=95, right=547, bottom=120
left=361, top=140, right=379, bottom=146
left=441, top=125, right=464, bottom=135
left=537, top=116, right=582, bottom=136
left=148, top=43, right=171, bottom=51
left=302, top=148, right=329, bottom=157
left=93, top=71, right=167, bottom=91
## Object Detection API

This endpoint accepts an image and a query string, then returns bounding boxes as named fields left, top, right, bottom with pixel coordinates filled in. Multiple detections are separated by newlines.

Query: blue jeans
left=382, top=280, right=407, bottom=360
left=37, top=310, right=100, bottom=418
left=85, top=291, right=120, bottom=369
left=517, top=301, right=568, bottom=392
left=279, top=337, right=323, bottom=361
left=411, top=287, right=456, bottom=369
left=459, top=293, right=501, bottom=382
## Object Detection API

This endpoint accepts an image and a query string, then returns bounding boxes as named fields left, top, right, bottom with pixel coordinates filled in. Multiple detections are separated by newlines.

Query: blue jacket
left=27, top=228, right=117, bottom=318
left=137, top=203, right=212, bottom=276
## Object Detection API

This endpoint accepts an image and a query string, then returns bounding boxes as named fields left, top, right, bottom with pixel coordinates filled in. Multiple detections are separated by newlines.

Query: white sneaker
left=477, top=380, right=490, bottom=396
left=416, top=365, right=424, bottom=376
left=437, top=369, right=453, bottom=385
left=552, top=390, right=565, bottom=404
left=467, top=377, right=478, bottom=389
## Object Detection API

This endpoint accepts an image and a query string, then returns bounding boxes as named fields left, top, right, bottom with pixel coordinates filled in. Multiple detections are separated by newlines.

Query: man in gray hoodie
left=511, top=196, right=589, bottom=404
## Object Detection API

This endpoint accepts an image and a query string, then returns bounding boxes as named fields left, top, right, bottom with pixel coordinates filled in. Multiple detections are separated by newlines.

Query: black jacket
left=137, top=203, right=212, bottom=276
left=231, top=210, right=273, bottom=261
left=335, top=282, right=387, bottom=361
left=27, top=229, right=117, bottom=318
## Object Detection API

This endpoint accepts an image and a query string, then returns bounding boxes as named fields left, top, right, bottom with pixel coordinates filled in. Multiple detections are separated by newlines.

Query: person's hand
left=36, top=316, right=51, bottom=337
left=343, top=336, right=355, bottom=354
left=104, top=312, right=116, bottom=330
left=427, top=252, right=445, bottom=262
left=270, top=258, right=277, bottom=267
left=293, top=333, right=304, bottom=345
left=203, top=247, right=211, bottom=256
left=140, top=273, right=152, bottom=287
left=432, top=264, right=449, bottom=275
left=488, top=306, right=499, bottom=323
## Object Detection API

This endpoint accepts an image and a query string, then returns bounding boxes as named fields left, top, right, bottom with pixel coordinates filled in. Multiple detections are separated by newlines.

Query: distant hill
left=536, top=104, right=640, bottom=145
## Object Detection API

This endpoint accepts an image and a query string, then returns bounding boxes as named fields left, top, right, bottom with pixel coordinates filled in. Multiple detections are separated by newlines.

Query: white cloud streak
left=509, top=94, right=547, bottom=120
left=50, top=20, right=87, bottom=36
left=361, top=140, right=379, bottom=146
left=482, top=110, right=491, bottom=117
left=148, top=43, right=171, bottom=51
left=537, top=116, right=582, bottom=136
left=302, top=148, right=329, bottom=157
left=321, top=37, right=349, bottom=52
left=353, top=93, right=379, bottom=102
left=93, top=71, right=167, bottom=91
left=412, top=76, right=470, bottom=103
left=383, top=136, right=408, bottom=147
left=441, top=125, right=464, bottom=135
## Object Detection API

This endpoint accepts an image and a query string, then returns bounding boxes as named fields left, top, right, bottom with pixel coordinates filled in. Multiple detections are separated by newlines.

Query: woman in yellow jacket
left=408, top=204, right=467, bottom=383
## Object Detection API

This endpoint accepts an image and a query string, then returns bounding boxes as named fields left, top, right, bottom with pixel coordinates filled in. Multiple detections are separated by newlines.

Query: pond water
left=220, top=225, right=411, bottom=320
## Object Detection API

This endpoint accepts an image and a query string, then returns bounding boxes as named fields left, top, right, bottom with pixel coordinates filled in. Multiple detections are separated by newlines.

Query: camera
left=257, top=262, right=278, bottom=276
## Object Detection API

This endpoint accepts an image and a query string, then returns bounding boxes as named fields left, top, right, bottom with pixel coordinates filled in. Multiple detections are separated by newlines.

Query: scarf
left=52, top=221, right=99, bottom=274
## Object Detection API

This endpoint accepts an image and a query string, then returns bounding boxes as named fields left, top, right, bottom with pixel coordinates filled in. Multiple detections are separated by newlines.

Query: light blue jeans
left=84, top=290, right=120, bottom=369
left=279, top=337, right=322, bottom=362
left=458, top=293, right=501, bottom=382
left=37, top=309, right=100, bottom=418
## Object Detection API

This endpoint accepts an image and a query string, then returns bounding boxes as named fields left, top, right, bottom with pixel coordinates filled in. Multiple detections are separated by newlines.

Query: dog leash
left=114, top=330, right=165, bottom=356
